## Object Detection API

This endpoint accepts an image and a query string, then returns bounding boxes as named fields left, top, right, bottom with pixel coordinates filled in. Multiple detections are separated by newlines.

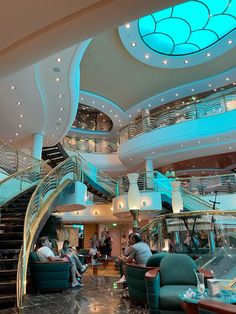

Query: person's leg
left=70, top=252, right=87, bottom=273
left=70, top=263, right=79, bottom=287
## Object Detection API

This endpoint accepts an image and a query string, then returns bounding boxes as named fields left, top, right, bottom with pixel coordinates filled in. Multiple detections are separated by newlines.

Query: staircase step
left=0, top=232, right=23, bottom=240
left=0, top=258, right=18, bottom=268
left=0, top=225, right=23, bottom=232
left=0, top=270, right=17, bottom=281
left=0, top=294, right=16, bottom=309
left=0, top=280, right=16, bottom=293
left=0, top=217, right=24, bottom=222
left=0, top=240, right=22, bottom=249
left=0, top=249, right=20, bottom=259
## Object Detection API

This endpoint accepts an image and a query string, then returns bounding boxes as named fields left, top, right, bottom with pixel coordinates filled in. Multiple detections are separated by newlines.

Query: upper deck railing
left=119, top=86, right=236, bottom=143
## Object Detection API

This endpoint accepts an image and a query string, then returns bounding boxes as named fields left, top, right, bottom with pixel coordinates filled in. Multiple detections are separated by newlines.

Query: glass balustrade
left=119, top=86, right=236, bottom=143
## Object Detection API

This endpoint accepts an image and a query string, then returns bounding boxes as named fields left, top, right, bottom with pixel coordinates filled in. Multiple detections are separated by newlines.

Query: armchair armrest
left=199, top=268, right=214, bottom=286
left=198, top=300, right=236, bottom=314
left=145, top=268, right=160, bottom=281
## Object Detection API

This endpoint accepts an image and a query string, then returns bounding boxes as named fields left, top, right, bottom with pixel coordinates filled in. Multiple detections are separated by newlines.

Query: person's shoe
left=72, top=282, right=79, bottom=288
left=116, top=275, right=126, bottom=284
left=80, top=264, right=88, bottom=273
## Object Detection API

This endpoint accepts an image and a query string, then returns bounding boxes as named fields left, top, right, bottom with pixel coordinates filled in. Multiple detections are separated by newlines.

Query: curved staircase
left=0, top=188, right=35, bottom=309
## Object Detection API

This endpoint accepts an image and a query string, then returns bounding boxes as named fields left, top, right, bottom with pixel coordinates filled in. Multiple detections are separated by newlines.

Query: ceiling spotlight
left=161, top=98, right=164, bottom=102
left=81, top=97, right=84, bottom=101
left=125, top=23, right=131, bottom=29
left=148, top=104, right=151, bottom=107
left=92, top=100, right=95, bottom=104
left=228, top=40, right=233, bottom=44
left=226, top=77, right=229, bottom=81
left=163, top=60, right=168, bottom=64
left=19, top=124, right=22, bottom=128
left=191, top=88, right=194, bottom=92
left=60, top=107, right=63, bottom=111
left=17, top=102, right=21, bottom=106
left=57, top=58, right=62, bottom=62
left=11, top=86, right=15, bottom=90
left=131, top=42, right=136, bottom=47
left=206, top=52, right=211, bottom=57
left=175, top=93, right=179, bottom=96
left=145, top=54, right=150, bottom=59
left=184, top=60, right=189, bottom=64
left=128, top=114, right=132, bottom=118
left=15, top=133, right=18, bottom=136
left=55, top=77, right=60, bottom=82
left=208, top=84, right=212, bottom=87
left=20, top=114, right=23, bottom=118
left=59, top=94, right=63, bottom=98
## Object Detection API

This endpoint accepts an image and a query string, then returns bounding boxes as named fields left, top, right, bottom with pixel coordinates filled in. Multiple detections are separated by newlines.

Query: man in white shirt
left=37, top=236, right=80, bottom=287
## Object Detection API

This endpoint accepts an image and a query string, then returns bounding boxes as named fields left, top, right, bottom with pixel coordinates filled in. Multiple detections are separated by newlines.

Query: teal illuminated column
left=32, top=133, right=44, bottom=160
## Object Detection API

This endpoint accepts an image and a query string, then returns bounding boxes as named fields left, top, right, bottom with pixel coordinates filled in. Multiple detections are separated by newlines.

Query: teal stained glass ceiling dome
left=118, top=0, right=236, bottom=68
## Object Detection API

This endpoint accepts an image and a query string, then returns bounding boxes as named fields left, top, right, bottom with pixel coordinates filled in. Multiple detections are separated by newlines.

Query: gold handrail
left=17, top=156, right=82, bottom=308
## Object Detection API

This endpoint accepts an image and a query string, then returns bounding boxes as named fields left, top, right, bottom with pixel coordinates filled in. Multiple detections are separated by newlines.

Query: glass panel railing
left=116, top=171, right=214, bottom=211
left=140, top=210, right=236, bottom=287
left=17, top=156, right=83, bottom=308
left=119, top=86, right=236, bottom=143
left=62, top=136, right=118, bottom=154
left=177, top=174, right=236, bottom=196
left=0, top=139, right=42, bottom=175
left=0, top=162, right=50, bottom=207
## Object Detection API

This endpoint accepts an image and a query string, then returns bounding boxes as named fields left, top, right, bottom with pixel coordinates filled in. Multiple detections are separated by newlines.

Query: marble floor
left=0, top=276, right=149, bottom=314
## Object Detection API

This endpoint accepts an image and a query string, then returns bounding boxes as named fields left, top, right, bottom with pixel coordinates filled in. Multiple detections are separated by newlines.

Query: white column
left=145, top=158, right=154, bottom=190
left=127, top=173, right=141, bottom=232
left=171, top=181, right=183, bottom=213
left=32, top=133, right=44, bottom=160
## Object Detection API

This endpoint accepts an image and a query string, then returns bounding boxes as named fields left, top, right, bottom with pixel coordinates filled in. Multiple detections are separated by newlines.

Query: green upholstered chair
left=126, top=252, right=168, bottom=304
left=145, top=253, right=198, bottom=314
left=198, top=300, right=236, bottom=314
left=29, top=252, right=70, bottom=292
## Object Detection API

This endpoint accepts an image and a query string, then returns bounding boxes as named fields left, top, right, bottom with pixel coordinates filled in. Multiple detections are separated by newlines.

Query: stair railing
left=116, top=171, right=217, bottom=211
left=17, top=156, right=83, bottom=309
left=0, top=162, right=50, bottom=207
left=0, top=139, right=42, bottom=175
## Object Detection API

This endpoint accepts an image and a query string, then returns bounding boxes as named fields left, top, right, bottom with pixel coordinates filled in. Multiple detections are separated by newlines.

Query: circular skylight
left=138, top=0, right=236, bottom=56
left=118, top=0, right=236, bottom=68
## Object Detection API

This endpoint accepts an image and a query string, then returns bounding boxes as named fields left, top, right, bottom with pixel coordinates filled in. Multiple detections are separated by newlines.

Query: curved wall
left=119, top=110, right=236, bottom=168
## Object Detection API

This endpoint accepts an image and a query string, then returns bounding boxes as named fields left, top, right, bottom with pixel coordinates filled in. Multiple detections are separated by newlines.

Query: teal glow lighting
left=138, top=0, right=236, bottom=56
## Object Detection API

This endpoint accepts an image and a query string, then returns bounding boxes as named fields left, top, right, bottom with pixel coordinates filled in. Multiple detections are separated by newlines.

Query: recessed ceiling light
left=184, top=60, right=189, bottom=64
left=148, top=104, right=151, bottom=107
left=102, top=105, right=105, bottom=108
left=20, top=114, right=23, bottom=118
left=228, top=40, right=233, bottom=44
left=17, top=101, right=21, bottom=106
left=125, top=23, right=130, bottom=29
left=181, top=144, right=184, bottom=147
left=163, top=60, right=168, bottom=64
left=198, top=141, right=201, bottom=144
left=131, top=42, right=136, bottom=47
left=206, top=52, right=211, bottom=57
left=229, top=146, right=232, bottom=150
left=9, top=139, right=12, bottom=142
left=208, top=84, right=212, bottom=87
left=214, top=88, right=217, bottom=92
left=145, top=54, right=150, bottom=59
left=191, top=88, right=194, bottom=92
left=55, top=77, right=60, bottom=82
left=59, top=94, right=63, bottom=98
left=226, top=77, right=229, bottom=81
left=59, top=118, right=62, bottom=121
left=56, top=127, right=59, bottom=130
left=128, top=114, right=132, bottom=118
left=161, top=98, right=164, bottom=102
left=60, top=107, right=63, bottom=111
left=81, top=97, right=84, bottom=101
left=175, top=93, right=179, bottom=96
left=19, top=124, right=22, bottom=128
left=92, top=100, right=95, bottom=104
left=57, top=58, right=62, bottom=62
left=11, top=86, right=15, bottom=90
left=15, top=133, right=18, bottom=136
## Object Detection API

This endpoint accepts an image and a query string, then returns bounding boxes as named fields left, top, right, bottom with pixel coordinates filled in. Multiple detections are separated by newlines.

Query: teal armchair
left=29, top=252, right=70, bottom=292
left=126, top=252, right=168, bottom=304
left=145, top=254, right=198, bottom=314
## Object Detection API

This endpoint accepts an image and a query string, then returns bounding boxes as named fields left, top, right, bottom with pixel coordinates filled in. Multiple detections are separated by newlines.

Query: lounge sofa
left=29, top=252, right=70, bottom=292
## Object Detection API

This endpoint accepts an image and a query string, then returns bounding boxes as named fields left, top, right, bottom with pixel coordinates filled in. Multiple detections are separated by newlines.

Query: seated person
left=37, top=236, right=81, bottom=288
left=59, top=240, right=88, bottom=274
left=117, top=233, right=152, bottom=284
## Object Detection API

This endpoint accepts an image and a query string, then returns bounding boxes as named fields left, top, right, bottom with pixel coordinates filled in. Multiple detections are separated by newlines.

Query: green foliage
left=40, top=214, right=64, bottom=240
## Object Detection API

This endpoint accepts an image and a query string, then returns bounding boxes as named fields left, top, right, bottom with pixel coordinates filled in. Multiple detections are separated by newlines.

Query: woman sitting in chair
left=59, top=240, right=88, bottom=274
